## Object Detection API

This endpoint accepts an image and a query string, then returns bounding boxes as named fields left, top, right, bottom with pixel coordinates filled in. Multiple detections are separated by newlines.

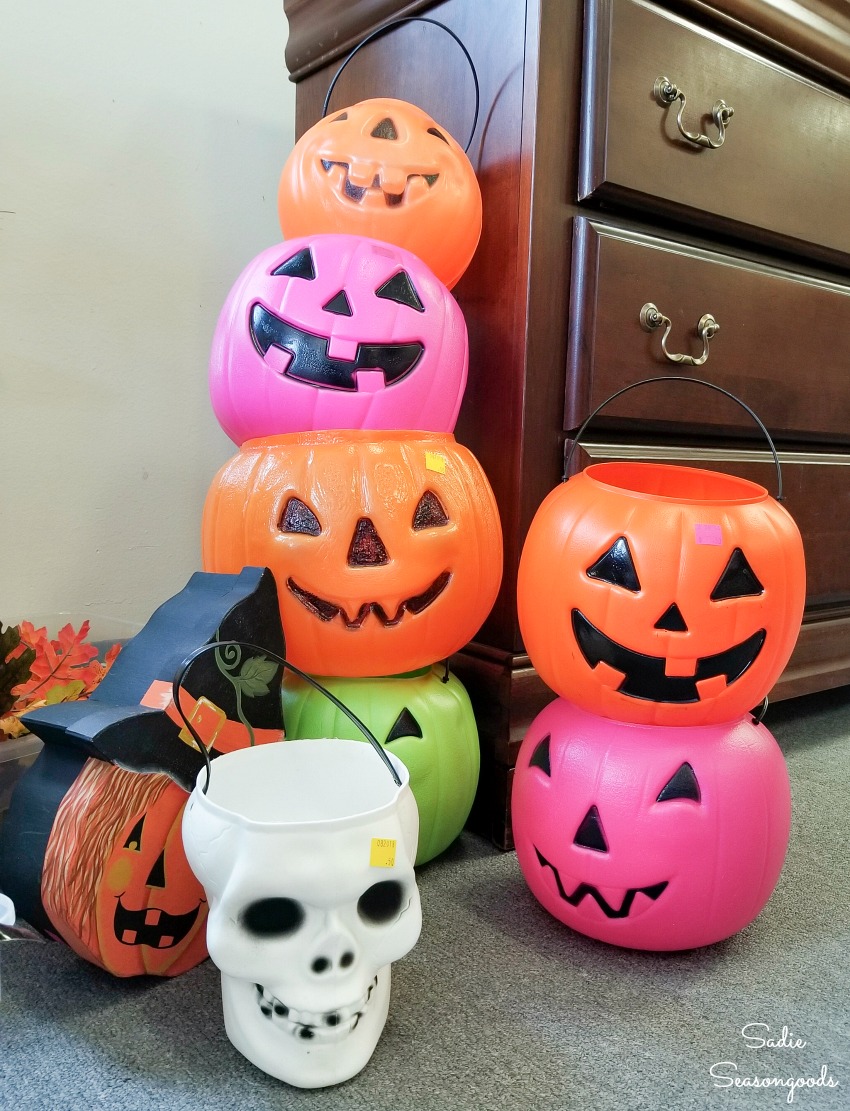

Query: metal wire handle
left=322, top=17, right=481, bottom=153
left=172, top=641, right=402, bottom=794
left=562, top=375, right=784, bottom=501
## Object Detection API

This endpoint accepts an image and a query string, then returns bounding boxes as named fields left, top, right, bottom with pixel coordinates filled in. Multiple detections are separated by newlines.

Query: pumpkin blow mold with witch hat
left=209, top=234, right=468, bottom=445
left=0, top=568, right=286, bottom=976
left=277, top=19, right=482, bottom=291
left=518, top=379, right=806, bottom=727
left=511, top=697, right=791, bottom=951
left=202, top=429, right=503, bottom=678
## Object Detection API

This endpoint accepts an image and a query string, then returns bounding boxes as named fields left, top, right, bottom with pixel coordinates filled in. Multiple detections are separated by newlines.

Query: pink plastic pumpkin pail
left=512, top=697, right=791, bottom=951
left=209, top=234, right=468, bottom=444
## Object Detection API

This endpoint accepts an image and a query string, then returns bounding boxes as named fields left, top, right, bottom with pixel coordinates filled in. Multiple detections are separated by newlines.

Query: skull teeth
left=255, top=976, right=378, bottom=1041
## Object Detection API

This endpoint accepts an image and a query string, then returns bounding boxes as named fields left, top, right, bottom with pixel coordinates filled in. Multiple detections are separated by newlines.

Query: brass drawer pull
left=640, top=303, right=719, bottom=366
left=653, top=76, right=734, bottom=149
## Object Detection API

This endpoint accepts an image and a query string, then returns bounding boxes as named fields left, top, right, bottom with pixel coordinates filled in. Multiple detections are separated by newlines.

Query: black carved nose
left=322, top=290, right=353, bottom=317
left=654, top=603, right=689, bottom=632
left=348, top=518, right=389, bottom=566
left=370, top=117, right=398, bottom=140
left=574, top=806, right=609, bottom=853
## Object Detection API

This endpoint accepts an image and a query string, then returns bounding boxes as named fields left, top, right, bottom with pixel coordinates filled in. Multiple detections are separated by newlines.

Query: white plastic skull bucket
left=182, top=737, right=421, bottom=1089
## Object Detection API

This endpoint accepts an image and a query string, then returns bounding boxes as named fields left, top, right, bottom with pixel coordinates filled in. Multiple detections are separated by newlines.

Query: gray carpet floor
left=1, top=688, right=848, bottom=1110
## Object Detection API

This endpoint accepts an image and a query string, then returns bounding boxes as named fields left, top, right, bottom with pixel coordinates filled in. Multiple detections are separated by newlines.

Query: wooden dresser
left=284, top=0, right=850, bottom=846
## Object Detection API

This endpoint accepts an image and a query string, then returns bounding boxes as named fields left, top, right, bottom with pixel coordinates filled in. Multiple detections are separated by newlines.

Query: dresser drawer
left=573, top=440, right=850, bottom=609
left=566, top=218, right=850, bottom=443
left=580, top=0, right=850, bottom=262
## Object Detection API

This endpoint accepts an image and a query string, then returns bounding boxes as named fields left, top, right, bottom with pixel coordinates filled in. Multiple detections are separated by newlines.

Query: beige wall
left=1, top=2, right=295, bottom=631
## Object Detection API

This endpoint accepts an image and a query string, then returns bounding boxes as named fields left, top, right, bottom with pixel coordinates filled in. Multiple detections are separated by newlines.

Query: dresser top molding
left=284, top=0, right=850, bottom=91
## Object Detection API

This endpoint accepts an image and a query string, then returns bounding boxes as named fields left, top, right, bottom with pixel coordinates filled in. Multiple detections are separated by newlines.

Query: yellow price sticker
left=369, top=838, right=397, bottom=868
left=425, top=452, right=447, bottom=474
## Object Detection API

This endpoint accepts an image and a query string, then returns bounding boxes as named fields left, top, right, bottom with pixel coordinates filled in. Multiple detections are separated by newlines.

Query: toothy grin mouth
left=536, top=848, right=668, bottom=919
left=572, top=610, right=766, bottom=703
left=287, top=571, right=451, bottom=628
left=250, top=303, right=424, bottom=392
left=114, top=896, right=204, bottom=948
left=320, top=160, right=439, bottom=206
left=255, top=977, right=378, bottom=1042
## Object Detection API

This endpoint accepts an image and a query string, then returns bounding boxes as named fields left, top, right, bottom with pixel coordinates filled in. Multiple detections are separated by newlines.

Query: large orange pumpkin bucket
left=518, top=377, right=806, bottom=726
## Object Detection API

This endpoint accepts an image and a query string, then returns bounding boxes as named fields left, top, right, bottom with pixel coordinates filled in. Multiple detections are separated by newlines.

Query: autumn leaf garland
left=0, top=620, right=121, bottom=740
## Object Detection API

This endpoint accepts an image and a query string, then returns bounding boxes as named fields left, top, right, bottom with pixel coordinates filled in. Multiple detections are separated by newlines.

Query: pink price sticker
left=695, top=524, right=723, bottom=546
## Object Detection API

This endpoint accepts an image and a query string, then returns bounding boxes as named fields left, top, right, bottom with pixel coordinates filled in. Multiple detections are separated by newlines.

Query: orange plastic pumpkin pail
left=202, top=430, right=503, bottom=678
left=519, top=460, right=805, bottom=726
left=278, top=97, right=481, bottom=291
left=518, top=379, right=806, bottom=726
left=277, top=19, right=483, bottom=290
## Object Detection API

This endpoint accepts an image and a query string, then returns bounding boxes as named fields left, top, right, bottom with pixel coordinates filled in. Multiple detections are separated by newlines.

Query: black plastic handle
left=563, top=376, right=783, bottom=501
left=322, top=17, right=480, bottom=154
left=172, top=641, right=402, bottom=794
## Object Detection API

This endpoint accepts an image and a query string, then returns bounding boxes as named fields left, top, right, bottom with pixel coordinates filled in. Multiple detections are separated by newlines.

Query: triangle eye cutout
left=574, top=806, right=609, bottom=853
left=279, top=497, right=322, bottom=536
left=332, top=111, right=349, bottom=122
left=528, top=734, right=551, bottom=777
left=322, top=290, right=353, bottom=316
left=272, top=247, right=316, bottom=281
left=711, top=548, right=764, bottom=600
left=375, top=271, right=425, bottom=312
left=386, top=708, right=423, bottom=744
left=657, top=762, right=701, bottom=803
left=412, top=491, right=449, bottom=530
left=371, top=117, right=399, bottom=140
left=586, top=537, right=641, bottom=592
left=123, top=815, right=145, bottom=851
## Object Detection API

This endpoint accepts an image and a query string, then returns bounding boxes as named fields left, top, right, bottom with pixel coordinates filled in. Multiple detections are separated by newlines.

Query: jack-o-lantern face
left=41, top=761, right=208, bottom=977
left=518, top=463, right=806, bottom=726
left=278, top=98, right=482, bottom=290
left=209, top=235, right=468, bottom=446
left=511, top=698, right=791, bottom=950
left=281, top=665, right=479, bottom=864
left=202, top=431, right=502, bottom=677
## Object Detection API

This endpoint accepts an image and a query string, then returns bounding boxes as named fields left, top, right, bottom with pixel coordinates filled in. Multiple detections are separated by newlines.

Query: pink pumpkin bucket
left=209, top=234, right=468, bottom=444
left=511, top=697, right=791, bottom=951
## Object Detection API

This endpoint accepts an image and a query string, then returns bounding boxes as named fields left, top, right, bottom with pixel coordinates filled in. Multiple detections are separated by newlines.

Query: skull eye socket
left=657, top=762, right=701, bottom=803
left=710, top=548, right=764, bottom=600
left=271, top=247, right=316, bottom=281
left=412, top=490, right=449, bottom=530
left=279, top=497, right=321, bottom=536
left=357, top=880, right=404, bottom=925
left=241, top=897, right=305, bottom=937
left=375, top=271, right=425, bottom=313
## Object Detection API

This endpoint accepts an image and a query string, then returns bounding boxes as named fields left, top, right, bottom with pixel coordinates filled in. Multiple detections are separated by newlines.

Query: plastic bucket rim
left=582, top=460, right=770, bottom=506
left=241, top=429, right=458, bottom=452
left=188, top=738, right=411, bottom=834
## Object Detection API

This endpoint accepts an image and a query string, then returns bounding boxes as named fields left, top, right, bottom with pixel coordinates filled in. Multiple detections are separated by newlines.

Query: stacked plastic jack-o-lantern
left=202, top=73, right=502, bottom=870
left=196, top=37, right=501, bottom=1084
left=513, top=383, right=806, bottom=951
